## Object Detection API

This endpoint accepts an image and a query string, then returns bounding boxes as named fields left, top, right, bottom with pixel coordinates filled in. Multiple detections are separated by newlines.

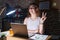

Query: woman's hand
left=40, top=12, right=47, bottom=23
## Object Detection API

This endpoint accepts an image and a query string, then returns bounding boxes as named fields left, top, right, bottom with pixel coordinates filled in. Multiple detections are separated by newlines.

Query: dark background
left=0, top=0, right=60, bottom=35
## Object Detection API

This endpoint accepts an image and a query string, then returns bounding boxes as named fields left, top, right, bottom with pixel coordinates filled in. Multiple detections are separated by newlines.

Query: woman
left=24, top=3, right=47, bottom=37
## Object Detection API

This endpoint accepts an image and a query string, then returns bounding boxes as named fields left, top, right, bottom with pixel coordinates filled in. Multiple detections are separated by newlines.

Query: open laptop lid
left=10, top=23, right=28, bottom=38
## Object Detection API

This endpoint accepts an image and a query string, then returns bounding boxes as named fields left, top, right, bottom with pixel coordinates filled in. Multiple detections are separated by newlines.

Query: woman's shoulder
left=25, top=17, right=29, bottom=19
left=24, top=17, right=30, bottom=24
left=24, top=17, right=30, bottom=21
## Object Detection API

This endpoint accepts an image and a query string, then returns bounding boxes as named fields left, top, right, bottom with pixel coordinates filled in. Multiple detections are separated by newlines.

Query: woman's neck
left=30, top=14, right=37, bottom=20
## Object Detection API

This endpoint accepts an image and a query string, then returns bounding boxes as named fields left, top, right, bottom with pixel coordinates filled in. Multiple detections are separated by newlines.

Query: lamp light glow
left=6, top=10, right=16, bottom=15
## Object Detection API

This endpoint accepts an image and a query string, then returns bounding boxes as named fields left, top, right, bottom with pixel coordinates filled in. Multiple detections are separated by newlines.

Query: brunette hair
left=27, top=3, right=41, bottom=17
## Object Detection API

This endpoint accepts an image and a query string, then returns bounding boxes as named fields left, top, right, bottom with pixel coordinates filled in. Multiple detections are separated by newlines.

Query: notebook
left=10, top=23, right=29, bottom=38
left=30, top=34, right=48, bottom=40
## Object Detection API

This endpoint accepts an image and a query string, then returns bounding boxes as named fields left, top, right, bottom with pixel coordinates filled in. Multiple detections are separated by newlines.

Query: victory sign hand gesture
left=40, top=12, right=47, bottom=23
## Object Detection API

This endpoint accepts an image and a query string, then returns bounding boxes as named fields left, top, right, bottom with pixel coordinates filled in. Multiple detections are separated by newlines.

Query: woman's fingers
left=42, top=12, right=47, bottom=17
left=45, top=12, right=47, bottom=17
left=42, top=12, right=44, bottom=17
left=44, top=17, right=47, bottom=21
left=42, top=16, right=47, bottom=21
left=41, top=12, right=47, bottom=21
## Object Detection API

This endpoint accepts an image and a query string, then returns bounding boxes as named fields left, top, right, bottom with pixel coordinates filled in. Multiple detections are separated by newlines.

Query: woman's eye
left=29, top=8, right=35, bottom=9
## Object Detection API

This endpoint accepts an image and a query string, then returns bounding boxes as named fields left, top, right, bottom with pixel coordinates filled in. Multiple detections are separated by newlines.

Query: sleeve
left=23, top=17, right=27, bottom=25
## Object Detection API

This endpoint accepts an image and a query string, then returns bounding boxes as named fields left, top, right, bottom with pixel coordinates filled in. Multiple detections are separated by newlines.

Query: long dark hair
left=27, top=3, right=41, bottom=17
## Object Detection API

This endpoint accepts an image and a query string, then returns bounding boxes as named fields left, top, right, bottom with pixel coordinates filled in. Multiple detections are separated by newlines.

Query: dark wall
left=0, top=0, right=37, bottom=8
left=44, top=9, right=60, bottom=35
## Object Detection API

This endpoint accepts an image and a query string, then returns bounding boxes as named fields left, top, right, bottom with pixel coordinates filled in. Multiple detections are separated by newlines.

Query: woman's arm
left=38, top=23, right=44, bottom=34
left=38, top=12, right=47, bottom=34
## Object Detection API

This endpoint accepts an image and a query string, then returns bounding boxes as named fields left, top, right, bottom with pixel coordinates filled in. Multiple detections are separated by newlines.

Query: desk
left=1, top=28, right=51, bottom=40
left=0, top=31, right=51, bottom=40
left=7, top=36, right=51, bottom=40
left=7, top=36, right=27, bottom=40
left=46, top=36, right=51, bottom=40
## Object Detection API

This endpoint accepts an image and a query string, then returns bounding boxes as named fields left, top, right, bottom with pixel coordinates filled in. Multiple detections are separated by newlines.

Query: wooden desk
left=7, top=36, right=27, bottom=40
left=7, top=36, right=51, bottom=40
left=46, top=36, right=51, bottom=40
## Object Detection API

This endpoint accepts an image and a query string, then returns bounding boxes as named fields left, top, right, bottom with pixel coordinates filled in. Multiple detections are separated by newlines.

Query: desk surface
left=2, top=30, right=51, bottom=40
left=7, top=36, right=51, bottom=40
left=7, top=36, right=27, bottom=40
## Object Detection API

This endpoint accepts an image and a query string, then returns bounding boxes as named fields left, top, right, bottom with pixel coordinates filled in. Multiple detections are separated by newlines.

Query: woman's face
left=28, top=5, right=39, bottom=15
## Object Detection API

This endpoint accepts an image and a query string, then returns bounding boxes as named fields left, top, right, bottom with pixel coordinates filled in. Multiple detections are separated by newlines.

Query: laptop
left=10, top=23, right=29, bottom=38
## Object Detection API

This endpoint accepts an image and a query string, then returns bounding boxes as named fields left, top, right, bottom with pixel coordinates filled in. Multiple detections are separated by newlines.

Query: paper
left=30, top=34, right=48, bottom=40
left=1, top=31, right=10, bottom=36
left=0, top=31, right=10, bottom=37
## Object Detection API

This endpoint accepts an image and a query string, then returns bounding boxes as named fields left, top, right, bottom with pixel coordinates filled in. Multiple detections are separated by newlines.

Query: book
left=30, top=34, right=48, bottom=40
